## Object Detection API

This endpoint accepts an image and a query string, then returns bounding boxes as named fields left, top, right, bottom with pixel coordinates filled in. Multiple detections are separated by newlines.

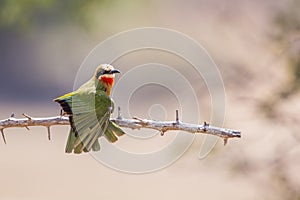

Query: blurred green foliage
left=273, top=0, right=300, bottom=42
left=0, top=0, right=123, bottom=30
left=258, top=4, right=300, bottom=198
left=274, top=0, right=300, bottom=96
left=262, top=0, right=300, bottom=117
left=0, top=0, right=54, bottom=28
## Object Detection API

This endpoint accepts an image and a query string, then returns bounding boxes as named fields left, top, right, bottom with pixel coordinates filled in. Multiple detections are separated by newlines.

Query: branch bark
left=0, top=111, right=241, bottom=145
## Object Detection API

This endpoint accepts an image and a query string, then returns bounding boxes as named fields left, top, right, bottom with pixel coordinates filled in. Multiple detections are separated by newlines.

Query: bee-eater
left=54, top=64, right=125, bottom=154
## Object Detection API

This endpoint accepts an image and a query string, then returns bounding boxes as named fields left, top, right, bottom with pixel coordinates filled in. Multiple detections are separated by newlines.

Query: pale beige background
left=0, top=0, right=299, bottom=199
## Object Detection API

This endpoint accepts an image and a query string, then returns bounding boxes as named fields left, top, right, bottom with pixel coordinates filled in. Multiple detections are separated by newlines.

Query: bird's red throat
left=100, top=75, right=114, bottom=86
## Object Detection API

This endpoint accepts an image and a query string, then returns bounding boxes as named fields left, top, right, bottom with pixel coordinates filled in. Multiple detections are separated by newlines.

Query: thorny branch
left=0, top=109, right=241, bottom=145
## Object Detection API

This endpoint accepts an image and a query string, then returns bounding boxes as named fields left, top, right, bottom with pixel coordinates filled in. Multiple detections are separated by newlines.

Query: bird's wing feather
left=54, top=83, right=124, bottom=153
left=69, top=91, right=113, bottom=152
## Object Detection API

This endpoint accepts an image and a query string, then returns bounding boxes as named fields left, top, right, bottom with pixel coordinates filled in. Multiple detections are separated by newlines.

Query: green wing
left=54, top=89, right=125, bottom=154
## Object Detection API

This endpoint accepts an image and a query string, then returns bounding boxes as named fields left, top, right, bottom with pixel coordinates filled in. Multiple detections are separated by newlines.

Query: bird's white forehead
left=101, top=64, right=114, bottom=71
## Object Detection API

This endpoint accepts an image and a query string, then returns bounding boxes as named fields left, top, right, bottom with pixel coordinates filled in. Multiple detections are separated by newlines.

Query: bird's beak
left=110, top=69, right=121, bottom=74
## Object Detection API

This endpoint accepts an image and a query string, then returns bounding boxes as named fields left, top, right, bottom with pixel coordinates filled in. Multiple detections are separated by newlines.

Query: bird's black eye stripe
left=103, top=69, right=111, bottom=74
left=96, top=69, right=109, bottom=78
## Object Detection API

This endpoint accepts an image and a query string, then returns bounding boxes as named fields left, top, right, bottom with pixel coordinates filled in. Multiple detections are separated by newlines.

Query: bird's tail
left=104, top=121, right=125, bottom=142
left=65, top=120, right=125, bottom=154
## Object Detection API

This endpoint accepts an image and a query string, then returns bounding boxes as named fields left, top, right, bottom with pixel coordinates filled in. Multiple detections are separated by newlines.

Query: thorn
left=25, top=126, right=30, bottom=131
left=10, top=112, right=15, bottom=118
left=22, top=113, right=32, bottom=120
left=223, top=138, right=228, bottom=146
left=47, top=126, right=51, bottom=140
left=117, top=107, right=122, bottom=119
left=203, top=121, right=209, bottom=132
left=1, top=129, right=6, bottom=144
left=175, top=110, right=179, bottom=124
left=132, top=116, right=143, bottom=121
left=132, top=116, right=147, bottom=125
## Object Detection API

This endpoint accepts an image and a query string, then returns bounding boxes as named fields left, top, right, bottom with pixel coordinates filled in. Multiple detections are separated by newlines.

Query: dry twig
left=0, top=110, right=241, bottom=144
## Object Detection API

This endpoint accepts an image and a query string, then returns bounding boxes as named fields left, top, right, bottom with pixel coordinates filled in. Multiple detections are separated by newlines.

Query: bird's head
left=94, top=64, right=120, bottom=87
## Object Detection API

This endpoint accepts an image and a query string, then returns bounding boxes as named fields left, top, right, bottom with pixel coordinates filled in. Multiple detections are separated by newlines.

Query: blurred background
left=0, top=0, right=300, bottom=199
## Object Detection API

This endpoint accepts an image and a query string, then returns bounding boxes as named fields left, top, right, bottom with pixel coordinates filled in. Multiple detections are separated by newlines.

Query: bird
left=54, top=64, right=125, bottom=154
